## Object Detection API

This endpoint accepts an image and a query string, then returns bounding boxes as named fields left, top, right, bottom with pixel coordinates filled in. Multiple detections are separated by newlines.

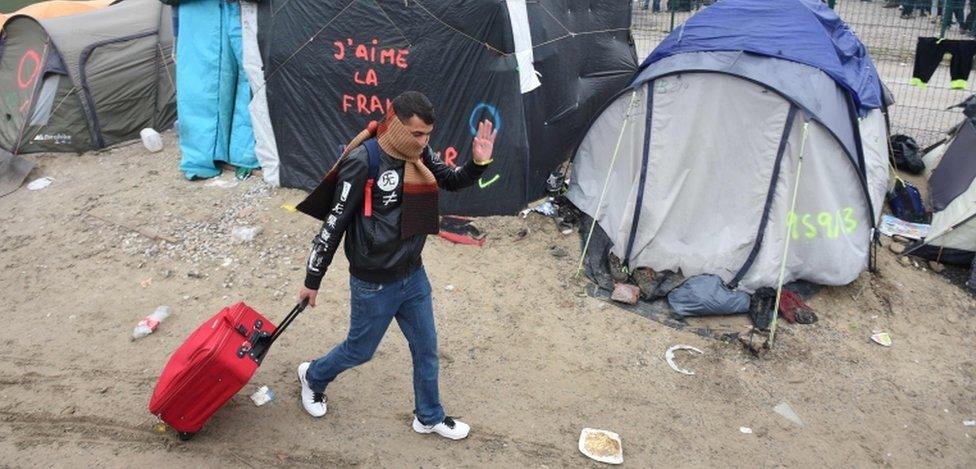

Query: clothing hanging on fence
left=911, top=37, right=976, bottom=90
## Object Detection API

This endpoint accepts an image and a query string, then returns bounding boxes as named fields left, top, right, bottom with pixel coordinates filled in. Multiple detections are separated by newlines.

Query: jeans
left=945, top=0, right=967, bottom=26
left=641, top=0, right=661, bottom=11
left=901, top=0, right=933, bottom=14
left=306, top=266, right=445, bottom=426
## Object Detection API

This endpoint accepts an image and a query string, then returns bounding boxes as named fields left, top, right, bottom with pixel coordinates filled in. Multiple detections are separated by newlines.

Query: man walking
left=295, top=91, right=496, bottom=440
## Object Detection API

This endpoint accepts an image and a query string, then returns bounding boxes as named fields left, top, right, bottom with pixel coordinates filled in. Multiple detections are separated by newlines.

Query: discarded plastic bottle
left=132, top=306, right=170, bottom=340
left=231, top=226, right=262, bottom=242
left=250, top=385, right=275, bottom=406
left=140, top=128, right=164, bottom=153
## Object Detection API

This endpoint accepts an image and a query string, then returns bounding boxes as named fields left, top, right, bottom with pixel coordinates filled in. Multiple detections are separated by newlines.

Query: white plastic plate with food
left=578, top=428, right=623, bottom=465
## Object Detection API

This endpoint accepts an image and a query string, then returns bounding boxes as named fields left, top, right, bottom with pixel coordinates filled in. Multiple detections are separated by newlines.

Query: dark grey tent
left=0, top=0, right=174, bottom=154
left=921, top=117, right=976, bottom=252
left=903, top=112, right=976, bottom=288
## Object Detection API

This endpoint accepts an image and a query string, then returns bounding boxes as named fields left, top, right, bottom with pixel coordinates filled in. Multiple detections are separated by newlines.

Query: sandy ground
left=1, top=130, right=974, bottom=468
left=1, top=4, right=974, bottom=467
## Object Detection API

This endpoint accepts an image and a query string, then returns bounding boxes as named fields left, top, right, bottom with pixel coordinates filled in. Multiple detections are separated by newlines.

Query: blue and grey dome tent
left=568, top=0, right=891, bottom=292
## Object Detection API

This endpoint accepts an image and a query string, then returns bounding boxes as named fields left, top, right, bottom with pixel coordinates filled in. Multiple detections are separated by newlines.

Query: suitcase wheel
left=178, top=431, right=195, bottom=441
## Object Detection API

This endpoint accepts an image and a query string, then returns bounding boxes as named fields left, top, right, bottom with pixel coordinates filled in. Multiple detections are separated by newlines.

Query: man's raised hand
left=472, top=119, right=497, bottom=163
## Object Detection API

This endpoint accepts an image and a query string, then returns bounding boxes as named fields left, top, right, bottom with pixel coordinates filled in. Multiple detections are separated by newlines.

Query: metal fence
left=629, top=0, right=976, bottom=145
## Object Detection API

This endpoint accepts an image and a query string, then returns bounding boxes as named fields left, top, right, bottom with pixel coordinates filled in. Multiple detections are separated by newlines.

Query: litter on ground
left=665, top=345, right=704, bottom=375
left=578, top=428, right=623, bottom=465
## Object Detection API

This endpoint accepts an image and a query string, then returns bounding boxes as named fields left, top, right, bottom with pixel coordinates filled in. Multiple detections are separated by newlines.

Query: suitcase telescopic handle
left=251, top=299, right=308, bottom=363
left=269, top=298, right=308, bottom=345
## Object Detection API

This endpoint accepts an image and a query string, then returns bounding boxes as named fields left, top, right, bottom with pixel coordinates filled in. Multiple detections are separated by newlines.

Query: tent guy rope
left=576, top=90, right=639, bottom=279
left=770, top=121, right=810, bottom=347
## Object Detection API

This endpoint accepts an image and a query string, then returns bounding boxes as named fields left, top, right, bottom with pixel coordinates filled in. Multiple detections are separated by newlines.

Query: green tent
left=0, top=0, right=174, bottom=154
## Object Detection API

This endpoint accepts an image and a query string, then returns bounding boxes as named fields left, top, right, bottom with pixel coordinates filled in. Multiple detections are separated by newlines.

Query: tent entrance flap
left=730, top=105, right=798, bottom=288
left=28, top=73, right=60, bottom=126
left=78, top=31, right=159, bottom=149
left=621, top=73, right=794, bottom=284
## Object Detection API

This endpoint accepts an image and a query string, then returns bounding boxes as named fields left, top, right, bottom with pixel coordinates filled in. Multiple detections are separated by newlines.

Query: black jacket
left=303, top=145, right=489, bottom=289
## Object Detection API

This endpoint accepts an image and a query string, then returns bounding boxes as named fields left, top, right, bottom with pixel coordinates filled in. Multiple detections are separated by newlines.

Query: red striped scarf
left=338, top=107, right=439, bottom=238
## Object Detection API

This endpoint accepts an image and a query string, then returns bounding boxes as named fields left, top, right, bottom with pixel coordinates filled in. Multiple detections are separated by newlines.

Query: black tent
left=255, top=0, right=636, bottom=215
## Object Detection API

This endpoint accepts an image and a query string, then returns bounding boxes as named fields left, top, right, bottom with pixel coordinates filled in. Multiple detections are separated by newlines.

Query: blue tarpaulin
left=641, top=0, right=882, bottom=113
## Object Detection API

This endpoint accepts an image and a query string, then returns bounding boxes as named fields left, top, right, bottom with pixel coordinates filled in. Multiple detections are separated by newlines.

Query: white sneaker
left=412, top=416, right=470, bottom=440
left=297, top=362, right=327, bottom=417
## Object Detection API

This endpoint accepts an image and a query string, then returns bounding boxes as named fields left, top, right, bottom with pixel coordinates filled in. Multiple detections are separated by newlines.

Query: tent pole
left=576, top=90, right=639, bottom=278
left=769, top=121, right=810, bottom=348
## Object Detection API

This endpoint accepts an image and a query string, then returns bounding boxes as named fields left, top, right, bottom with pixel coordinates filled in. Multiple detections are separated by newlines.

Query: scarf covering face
left=337, top=106, right=440, bottom=239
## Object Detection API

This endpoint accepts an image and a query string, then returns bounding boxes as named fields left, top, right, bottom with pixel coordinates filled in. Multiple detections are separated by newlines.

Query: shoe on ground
left=412, top=416, right=470, bottom=440
left=297, top=362, right=327, bottom=417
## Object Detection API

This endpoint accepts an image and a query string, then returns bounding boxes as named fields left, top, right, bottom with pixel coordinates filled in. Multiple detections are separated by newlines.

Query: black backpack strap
left=362, top=138, right=381, bottom=217
left=363, top=138, right=381, bottom=181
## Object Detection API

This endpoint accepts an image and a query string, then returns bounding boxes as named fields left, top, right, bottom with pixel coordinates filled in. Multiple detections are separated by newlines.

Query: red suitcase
left=148, top=301, right=305, bottom=440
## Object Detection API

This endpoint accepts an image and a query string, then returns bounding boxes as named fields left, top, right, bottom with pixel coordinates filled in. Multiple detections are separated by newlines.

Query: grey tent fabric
left=667, top=274, right=750, bottom=317
left=736, top=109, right=887, bottom=290
left=634, top=51, right=860, bottom=168
left=929, top=120, right=976, bottom=212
